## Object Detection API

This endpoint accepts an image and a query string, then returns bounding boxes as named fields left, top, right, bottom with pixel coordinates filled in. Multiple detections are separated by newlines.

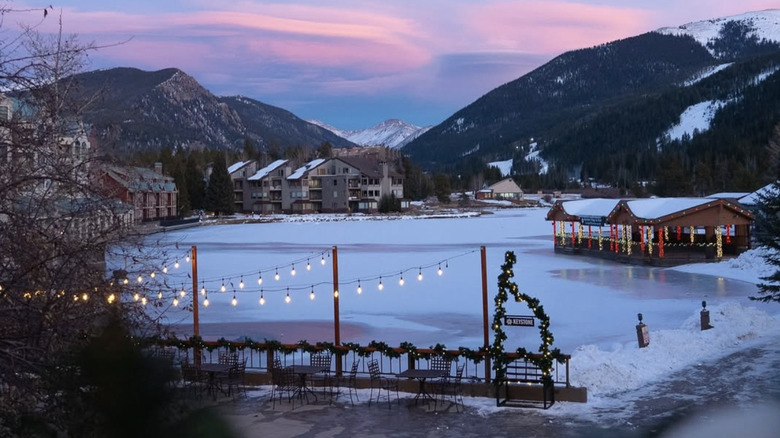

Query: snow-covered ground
left=124, top=207, right=780, bottom=423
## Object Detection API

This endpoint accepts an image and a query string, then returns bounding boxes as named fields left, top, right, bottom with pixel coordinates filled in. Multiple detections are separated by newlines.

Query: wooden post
left=332, top=246, right=342, bottom=375
left=191, top=245, right=201, bottom=366
left=481, top=246, right=491, bottom=383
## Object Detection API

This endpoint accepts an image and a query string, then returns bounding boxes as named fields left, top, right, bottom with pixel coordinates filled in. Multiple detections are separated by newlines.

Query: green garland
left=491, top=251, right=564, bottom=385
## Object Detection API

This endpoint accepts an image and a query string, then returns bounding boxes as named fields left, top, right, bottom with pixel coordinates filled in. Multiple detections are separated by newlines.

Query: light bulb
left=274, top=268, right=280, bottom=281
left=220, top=280, right=226, bottom=292
left=258, top=273, right=263, bottom=285
left=438, top=264, right=443, bottom=276
left=82, top=292, right=89, bottom=301
left=185, top=253, right=190, bottom=263
left=285, top=292, right=291, bottom=303
left=201, top=283, right=206, bottom=295
left=174, top=260, right=180, bottom=269
left=231, top=295, right=237, bottom=306
left=357, top=282, right=362, bottom=294
left=150, top=271, right=155, bottom=278
left=173, top=297, right=179, bottom=306
left=378, top=277, right=384, bottom=291
left=417, top=268, right=423, bottom=281
left=108, top=293, right=116, bottom=304
left=123, top=278, right=129, bottom=285
left=321, top=255, right=326, bottom=265
left=141, top=296, right=147, bottom=306
left=180, top=288, right=186, bottom=297
left=306, top=261, right=311, bottom=271
left=157, top=290, right=163, bottom=299
left=133, top=292, right=140, bottom=301
left=259, top=291, right=265, bottom=306
left=291, top=265, right=296, bottom=276
left=137, top=275, right=143, bottom=283
left=162, top=266, right=168, bottom=274
left=310, top=289, right=315, bottom=300
left=239, top=277, right=244, bottom=289
left=333, top=290, right=339, bottom=298
left=399, top=274, right=404, bottom=286
left=204, top=296, right=209, bottom=307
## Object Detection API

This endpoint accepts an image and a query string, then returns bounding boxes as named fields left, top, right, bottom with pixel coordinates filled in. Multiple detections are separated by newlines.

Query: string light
left=357, top=280, right=362, bottom=294
left=203, top=294, right=210, bottom=307
left=334, top=289, right=339, bottom=298
left=239, top=277, right=245, bottom=289
left=162, top=265, right=168, bottom=274
left=274, top=268, right=280, bottom=281
left=123, top=278, right=129, bottom=285
left=438, top=264, right=443, bottom=276
left=398, top=273, right=404, bottom=286
left=417, top=267, right=423, bottom=281
left=306, top=260, right=311, bottom=271
left=291, top=264, right=296, bottom=276
left=133, top=292, right=140, bottom=301
left=259, top=289, right=265, bottom=306
left=107, top=293, right=116, bottom=304
left=201, top=282, right=206, bottom=296
left=185, top=252, right=190, bottom=263
left=141, top=295, right=147, bottom=306
left=150, top=271, right=155, bottom=279
left=285, top=288, right=291, bottom=303
left=378, top=277, right=384, bottom=291
left=180, top=285, right=186, bottom=297
left=173, top=297, right=179, bottom=306
left=321, top=255, right=326, bottom=266
left=157, top=290, right=163, bottom=300
left=220, top=279, right=226, bottom=292
left=137, top=274, right=143, bottom=283
left=257, top=272, right=263, bottom=285
left=81, top=292, right=88, bottom=301
left=310, top=286, right=315, bottom=300
left=231, top=291, right=238, bottom=306
left=174, top=260, right=180, bottom=269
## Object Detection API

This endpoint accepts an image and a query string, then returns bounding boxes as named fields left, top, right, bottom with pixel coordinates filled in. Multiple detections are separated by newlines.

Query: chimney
left=154, top=162, right=163, bottom=174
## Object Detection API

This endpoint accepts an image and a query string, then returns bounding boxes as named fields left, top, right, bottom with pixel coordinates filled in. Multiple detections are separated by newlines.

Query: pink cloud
left=463, top=1, right=653, bottom=54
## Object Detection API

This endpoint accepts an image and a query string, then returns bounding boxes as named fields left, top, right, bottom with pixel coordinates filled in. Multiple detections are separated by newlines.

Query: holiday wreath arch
left=491, top=251, right=565, bottom=385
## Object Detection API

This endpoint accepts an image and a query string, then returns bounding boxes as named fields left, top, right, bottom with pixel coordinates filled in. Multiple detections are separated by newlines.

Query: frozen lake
left=128, top=207, right=769, bottom=353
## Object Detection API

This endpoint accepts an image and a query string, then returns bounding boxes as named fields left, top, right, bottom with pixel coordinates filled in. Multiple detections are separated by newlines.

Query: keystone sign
left=504, top=315, right=535, bottom=327
left=579, top=215, right=606, bottom=227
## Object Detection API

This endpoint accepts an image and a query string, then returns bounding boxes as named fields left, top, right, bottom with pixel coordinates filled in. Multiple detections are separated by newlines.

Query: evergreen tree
left=185, top=155, right=205, bottom=211
left=204, top=153, right=235, bottom=215
left=433, top=173, right=452, bottom=203
left=753, top=182, right=780, bottom=303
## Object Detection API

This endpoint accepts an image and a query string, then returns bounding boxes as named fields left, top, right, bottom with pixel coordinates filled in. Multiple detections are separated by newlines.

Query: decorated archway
left=491, top=251, right=564, bottom=385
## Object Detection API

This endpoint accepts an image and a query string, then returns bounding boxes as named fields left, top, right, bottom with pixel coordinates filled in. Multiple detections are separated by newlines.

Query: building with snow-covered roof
left=246, top=159, right=289, bottom=214
left=476, top=178, right=524, bottom=202
left=99, top=163, right=178, bottom=223
left=228, top=160, right=259, bottom=212
left=547, top=197, right=753, bottom=265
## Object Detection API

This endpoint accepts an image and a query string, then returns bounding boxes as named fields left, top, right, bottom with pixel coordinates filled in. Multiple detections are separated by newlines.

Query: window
left=333, top=180, right=338, bottom=186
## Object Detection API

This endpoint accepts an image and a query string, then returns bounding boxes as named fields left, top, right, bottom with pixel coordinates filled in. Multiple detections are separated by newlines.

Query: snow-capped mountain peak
left=656, top=9, right=780, bottom=58
left=308, top=118, right=431, bottom=149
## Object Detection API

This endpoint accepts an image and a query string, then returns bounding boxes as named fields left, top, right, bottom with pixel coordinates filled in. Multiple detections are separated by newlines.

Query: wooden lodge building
left=546, top=197, right=753, bottom=266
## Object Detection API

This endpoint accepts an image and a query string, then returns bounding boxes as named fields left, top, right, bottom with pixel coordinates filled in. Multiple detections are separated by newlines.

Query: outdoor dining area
left=174, top=348, right=467, bottom=412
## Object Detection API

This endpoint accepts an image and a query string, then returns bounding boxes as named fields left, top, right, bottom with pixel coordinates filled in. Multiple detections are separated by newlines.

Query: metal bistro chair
left=435, top=363, right=465, bottom=412
left=334, top=360, right=360, bottom=405
left=430, top=356, right=452, bottom=380
left=308, top=351, right=333, bottom=397
left=179, top=360, right=207, bottom=399
left=270, top=366, right=300, bottom=410
left=368, top=359, right=399, bottom=409
left=224, top=358, right=247, bottom=399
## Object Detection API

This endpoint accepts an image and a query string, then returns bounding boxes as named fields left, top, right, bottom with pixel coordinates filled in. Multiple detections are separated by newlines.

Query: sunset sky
left=15, top=1, right=780, bottom=129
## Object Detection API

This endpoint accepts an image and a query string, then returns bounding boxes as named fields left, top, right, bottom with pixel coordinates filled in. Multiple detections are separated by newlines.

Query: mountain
left=309, top=118, right=431, bottom=149
left=402, top=10, right=780, bottom=192
left=67, top=67, right=356, bottom=154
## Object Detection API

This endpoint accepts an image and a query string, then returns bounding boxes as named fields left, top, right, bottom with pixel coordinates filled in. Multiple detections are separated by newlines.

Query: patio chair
left=333, top=360, right=360, bottom=405
left=219, top=351, right=239, bottom=367
left=270, top=366, right=299, bottom=410
left=435, top=363, right=465, bottom=412
left=223, top=358, right=247, bottom=399
left=429, top=355, right=452, bottom=385
left=368, top=359, right=399, bottom=409
left=308, top=351, right=333, bottom=396
left=179, top=360, right=206, bottom=398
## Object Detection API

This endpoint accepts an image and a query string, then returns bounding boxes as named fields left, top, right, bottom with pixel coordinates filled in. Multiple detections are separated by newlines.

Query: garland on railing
left=490, top=251, right=564, bottom=386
